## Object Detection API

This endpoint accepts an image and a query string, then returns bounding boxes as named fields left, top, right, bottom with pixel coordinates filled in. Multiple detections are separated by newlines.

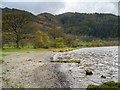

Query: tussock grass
left=51, top=48, right=77, bottom=52
left=0, top=59, right=4, bottom=64
left=51, top=60, right=80, bottom=63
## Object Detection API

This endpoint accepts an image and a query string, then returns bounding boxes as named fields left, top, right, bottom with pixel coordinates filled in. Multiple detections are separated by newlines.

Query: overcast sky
left=1, top=0, right=119, bottom=15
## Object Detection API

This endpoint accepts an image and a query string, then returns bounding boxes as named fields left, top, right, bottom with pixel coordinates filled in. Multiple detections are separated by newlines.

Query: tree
left=48, top=26, right=64, bottom=39
left=2, top=11, right=32, bottom=48
left=72, top=39, right=81, bottom=47
left=54, top=38, right=65, bottom=48
left=33, top=31, right=51, bottom=48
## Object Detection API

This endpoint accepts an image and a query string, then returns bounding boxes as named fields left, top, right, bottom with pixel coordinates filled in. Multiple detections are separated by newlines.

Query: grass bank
left=2, top=47, right=78, bottom=53
left=2, top=48, right=50, bottom=52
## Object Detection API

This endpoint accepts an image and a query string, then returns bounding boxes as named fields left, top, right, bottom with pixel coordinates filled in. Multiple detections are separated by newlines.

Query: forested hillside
left=2, top=8, right=119, bottom=48
left=57, top=12, right=118, bottom=39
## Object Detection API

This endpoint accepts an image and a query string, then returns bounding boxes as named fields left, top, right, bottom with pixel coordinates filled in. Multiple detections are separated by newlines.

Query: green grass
left=2, top=47, right=78, bottom=53
left=87, top=81, right=120, bottom=90
left=2, top=48, right=49, bottom=52
left=51, top=60, right=80, bottom=63
left=0, top=54, right=8, bottom=57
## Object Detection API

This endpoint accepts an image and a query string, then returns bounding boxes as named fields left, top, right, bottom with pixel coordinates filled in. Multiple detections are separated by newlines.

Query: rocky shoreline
left=52, top=46, right=119, bottom=88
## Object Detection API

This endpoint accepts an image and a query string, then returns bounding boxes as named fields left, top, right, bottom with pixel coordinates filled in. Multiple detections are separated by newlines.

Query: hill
left=2, top=8, right=119, bottom=48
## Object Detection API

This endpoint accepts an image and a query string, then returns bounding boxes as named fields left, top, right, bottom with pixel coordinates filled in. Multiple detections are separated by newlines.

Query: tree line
left=2, top=8, right=119, bottom=48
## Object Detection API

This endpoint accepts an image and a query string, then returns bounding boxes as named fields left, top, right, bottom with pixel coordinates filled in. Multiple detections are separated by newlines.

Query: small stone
left=28, top=59, right=32, bottom=61
left=38, top=61, right=41, bottom=63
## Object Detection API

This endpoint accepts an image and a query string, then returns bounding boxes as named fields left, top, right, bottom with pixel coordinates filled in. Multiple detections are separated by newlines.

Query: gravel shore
left=2, top=51, right=63, bottom=88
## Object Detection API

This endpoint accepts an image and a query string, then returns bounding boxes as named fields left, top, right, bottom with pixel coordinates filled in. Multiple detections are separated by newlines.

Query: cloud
left=1, top=1, right=119, bottom=15
left=59, top=2, right=118, bottom=15
left=2, top=2, right=65, bottom=15
left=1, top=0, right=120, bottom=2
